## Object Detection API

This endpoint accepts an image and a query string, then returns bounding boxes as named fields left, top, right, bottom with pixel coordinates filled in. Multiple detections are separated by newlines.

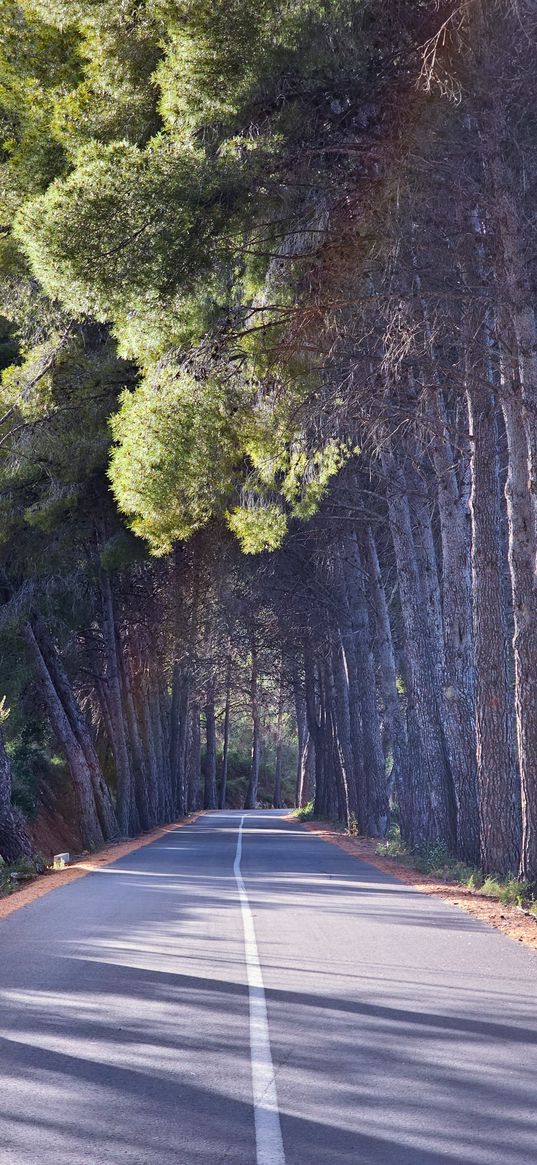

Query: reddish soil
left=302, top=820, right=537, bottom=953
left=0, top=813, right=202, bottom=922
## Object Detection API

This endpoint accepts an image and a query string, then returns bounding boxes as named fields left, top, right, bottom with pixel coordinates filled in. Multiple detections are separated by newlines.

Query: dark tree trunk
left=99, top=572, right=136, bottom=835
left=382, top=450, right=455, bottom=849
left=497, top=335, right=537, bottom=879
left=204, top=679, right=218, bottom=809
left=244, top=638, right=261, bottom=810
left=466, top=380, right=519, bottom=874
left=33, top=618, right=118, bottom=842
left=0, top=725, right=34, bottom=864
left=186, top=702, right=202, bottom=813
left=361, top=526, right=410, bottom=835
left=23, top=623, right=104, bottom=851
left=219, top=659, right=231, bottom=809
left=341, top=537, right=389, bottom=837
left=273, top=676, right=284, bottom=809
left=428, top=390, right=480, bottom=864
left=292, top=667, right=308, bottom=806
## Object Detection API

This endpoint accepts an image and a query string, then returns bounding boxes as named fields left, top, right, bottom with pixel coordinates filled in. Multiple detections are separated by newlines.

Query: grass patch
left=480, top=875, right=527, bottom=906
left=0, top=853, right=45, bottom=897
left=375, top=823, right=411, bottom=859
left=292, top=799, right=315, bottom=822
left=374, top=830, right=537, bottom=910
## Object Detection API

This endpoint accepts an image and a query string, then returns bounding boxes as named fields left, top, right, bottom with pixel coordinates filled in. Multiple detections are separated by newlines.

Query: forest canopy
left=0, top=0, right=536, bottom=894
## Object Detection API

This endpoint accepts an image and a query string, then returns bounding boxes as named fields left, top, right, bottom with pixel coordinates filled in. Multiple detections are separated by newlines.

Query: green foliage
left=376, top=826, right=409, bottom=858
left=414, top=840, right=454, bottom=874
left=14, top=140, right=249, bottom=332
left=109, top=366, right=243, bottom=553
left=153, top=0, right=372, bottom=140
left=481, top=876, right=527, bottom=906
left=227, top=502, right=289, bottom=554
left=293, top=799, right=315, bottom=821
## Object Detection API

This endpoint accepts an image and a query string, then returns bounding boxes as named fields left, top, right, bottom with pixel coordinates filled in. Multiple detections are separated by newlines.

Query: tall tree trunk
left=428, top=389, right=480, bottom=863
left=466, top=379, right=519, bottom=873
left=219, top=658, right=232, bottom=809
left=292, top=666, right=308, bottom=806
left=273, top=673, right=284, bottom=809
left=204, top=679, right=218, bottom=809
left=99, top=571, right=136, bottom=835
left=497, top=325, right=537, bottom=879
left=187, top=702, right=202, bottom=813
left=328, top=645, right=354, bottom=827
left=0, top=724, right=34, bottom=863
left=244, top=638, right=261, bottom=810
left=23, top=623, right=104, bottom=850
left=361, top=525, right=410, bottom=835
left=122, top=653, right=155, bottom=830
left=341, top=537, right=389, bottom=837
left=33, top=618, right=118, bottom=842
left=381, top=449, right=455, bottom=849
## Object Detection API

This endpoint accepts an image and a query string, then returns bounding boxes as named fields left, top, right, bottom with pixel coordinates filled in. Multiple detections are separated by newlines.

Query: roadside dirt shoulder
left=302, top=820, right=537, bottom=953
left=0, top=813, right=203, bottom=922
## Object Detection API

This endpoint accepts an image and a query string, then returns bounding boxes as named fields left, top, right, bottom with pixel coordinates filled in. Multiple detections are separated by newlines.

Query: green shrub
left=293, top=799, right=314, bottom=821
left=481, top=875, right=526, bottom=905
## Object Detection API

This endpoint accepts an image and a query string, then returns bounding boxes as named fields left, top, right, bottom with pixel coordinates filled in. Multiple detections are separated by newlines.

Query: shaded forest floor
left=301, top=820, right=537, bottom=953
left=0, top=813, right=201, bottom=921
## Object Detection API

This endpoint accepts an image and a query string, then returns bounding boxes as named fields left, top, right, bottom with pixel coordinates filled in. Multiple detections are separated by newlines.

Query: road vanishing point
left=1, top=810, right=536, bottom=1164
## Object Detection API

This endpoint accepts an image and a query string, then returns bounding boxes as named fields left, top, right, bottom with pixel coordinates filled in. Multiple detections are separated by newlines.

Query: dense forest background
left=0, top=0, right=536, bottom=883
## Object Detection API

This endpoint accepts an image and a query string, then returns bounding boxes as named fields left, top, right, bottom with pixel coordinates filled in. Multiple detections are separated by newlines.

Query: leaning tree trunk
left=0, top=725, right=34, bottom=864
left=23, top=623, right=104, bottom=851
left=33, top=617, right=118, bottom=842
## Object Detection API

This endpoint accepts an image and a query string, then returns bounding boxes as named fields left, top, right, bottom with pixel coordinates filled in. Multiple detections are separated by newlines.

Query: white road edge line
left=234, top=814, right=287, bottom=1165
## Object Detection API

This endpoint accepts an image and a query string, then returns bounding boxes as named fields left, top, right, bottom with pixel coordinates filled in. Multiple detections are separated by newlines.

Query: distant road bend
left=1, top=810, right=536, bottom=1164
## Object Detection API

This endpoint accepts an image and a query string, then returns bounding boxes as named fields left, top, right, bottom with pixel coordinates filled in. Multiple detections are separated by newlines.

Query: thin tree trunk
left=292, top=667, right=308, bottom=806
left=99, top=571, right=136, bottom=835
left=273, top=675, right=285, bottom=809
left=361, top=525, right=410, bottom=835
left=244, top=638, right=261, bottom=810
left=187, top=702, right=202, bottom=813
left=219, top=659, right=232, bottom=809
left=204, top=678, right=218, bottom=809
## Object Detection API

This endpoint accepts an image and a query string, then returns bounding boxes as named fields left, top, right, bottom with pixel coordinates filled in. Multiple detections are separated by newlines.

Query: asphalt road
left=1, top=810, right=536, bottom=1165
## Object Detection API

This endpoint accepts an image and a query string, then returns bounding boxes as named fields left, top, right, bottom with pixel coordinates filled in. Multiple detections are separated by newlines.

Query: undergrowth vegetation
left=375, top=827, right=535, bottom=910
